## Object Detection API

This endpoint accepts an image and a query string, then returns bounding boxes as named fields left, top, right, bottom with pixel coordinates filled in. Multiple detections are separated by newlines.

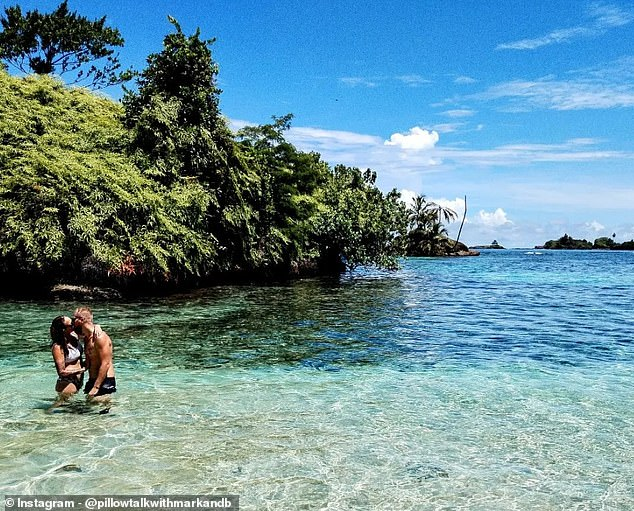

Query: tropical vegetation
left=406, top=195, right=462, bottom=256
left=543, top=234, right=634, bottom=250
left=0, top=0, right=132, bottom=88
left=0, top=4, right=462, bottom=295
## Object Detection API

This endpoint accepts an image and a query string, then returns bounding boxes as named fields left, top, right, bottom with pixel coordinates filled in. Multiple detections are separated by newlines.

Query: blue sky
left=5, top=0, right=634, bottom=247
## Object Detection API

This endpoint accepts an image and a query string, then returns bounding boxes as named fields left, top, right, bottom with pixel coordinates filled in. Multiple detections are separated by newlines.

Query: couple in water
left=49, top=307, right=116, bottom=404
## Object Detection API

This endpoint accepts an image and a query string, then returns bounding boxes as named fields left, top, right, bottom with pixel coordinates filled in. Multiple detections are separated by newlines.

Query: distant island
left=537, top=234, right=634, bottom=250
left=470, top=240, right=505, bottom=250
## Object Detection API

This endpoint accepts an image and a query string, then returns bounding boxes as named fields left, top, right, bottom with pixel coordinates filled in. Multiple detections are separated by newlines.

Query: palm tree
left=406, top=194, right=456, bottom=256
left=424, top=221, right=450, bottom=256
left=408, top=194, right=435, bottom=231
left=430, top=203, right=458, bottom=225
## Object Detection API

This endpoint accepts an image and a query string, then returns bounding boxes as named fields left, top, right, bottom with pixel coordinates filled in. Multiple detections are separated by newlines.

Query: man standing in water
left=73, top=307, right=116, bottom=400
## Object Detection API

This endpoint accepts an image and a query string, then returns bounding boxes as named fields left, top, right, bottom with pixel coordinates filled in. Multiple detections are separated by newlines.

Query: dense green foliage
left=0, top=1, right=131, bottom=88
left=0, top=18, right=416, bottom=292
left=544, top=234, right=593, bottom=249
left=313, top=166, right=408, bottom=270
left=0, top=71, right=215, bottom=289
left=122, top=18, right=259, bottom=273
left=236, top=114, right=330, bottom=270
left=543, top=234, right=634, bottom=250
left=593, top=236, right=616, bottom=249
left=614, top=241, right=634, bottom=250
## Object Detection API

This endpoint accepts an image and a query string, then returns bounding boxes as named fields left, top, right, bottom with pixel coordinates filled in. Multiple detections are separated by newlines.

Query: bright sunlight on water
left=1, top=250, right=634, bottom=510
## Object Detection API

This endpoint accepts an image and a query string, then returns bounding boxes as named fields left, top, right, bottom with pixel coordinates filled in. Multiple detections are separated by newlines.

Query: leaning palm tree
left=453, top=195, right=467, bottom=248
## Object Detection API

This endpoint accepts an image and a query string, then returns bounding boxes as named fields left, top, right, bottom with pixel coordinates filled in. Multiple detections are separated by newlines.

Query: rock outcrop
left=50, top=284, right=122, bottom=301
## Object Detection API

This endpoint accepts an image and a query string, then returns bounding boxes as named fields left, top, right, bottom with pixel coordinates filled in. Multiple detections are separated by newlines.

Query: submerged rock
left=56, top=464, right=82, bottom=473
left=405, top=463, right=449, bottom=482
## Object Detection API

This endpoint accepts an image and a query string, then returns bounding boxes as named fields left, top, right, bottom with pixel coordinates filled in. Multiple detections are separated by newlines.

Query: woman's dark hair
left=50, top=315, right=68, bottom=358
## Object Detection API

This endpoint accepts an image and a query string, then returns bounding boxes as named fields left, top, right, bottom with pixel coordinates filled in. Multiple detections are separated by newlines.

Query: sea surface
left=1, top=250, right=633, bottom=510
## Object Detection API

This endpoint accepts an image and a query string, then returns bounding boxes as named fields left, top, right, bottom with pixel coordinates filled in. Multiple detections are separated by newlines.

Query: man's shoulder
left=94, top=325, right=112, bottom=343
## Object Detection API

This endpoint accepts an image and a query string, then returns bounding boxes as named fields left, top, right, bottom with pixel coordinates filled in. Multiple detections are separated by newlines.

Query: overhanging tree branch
left=0, top=1, right=133, bottom=89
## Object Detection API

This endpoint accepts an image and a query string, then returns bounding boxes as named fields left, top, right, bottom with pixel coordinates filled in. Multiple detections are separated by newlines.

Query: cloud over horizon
left=474, top=208, right=514, bottom=227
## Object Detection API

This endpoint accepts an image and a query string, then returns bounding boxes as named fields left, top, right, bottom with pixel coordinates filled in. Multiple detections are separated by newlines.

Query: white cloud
left=474, top=208, right=513, bottom=227
left=287, top=127, right=383, bottom=169
left=497, top=2, right=634, bottom=50
left=397, top=193, right=465, bottom=224
left=588, top=2, right=634, bottom=28
left=228, top=118, right=252, bottom=132
left=586, top=220, right=605, bottom=232
left=433, top=197, right=466, bottom=224
left=340, top=77, right=378, bottom=88
left=573, top=55, right=634, bottom=82
left=277, top=122, right=633, bottom=173
left=442, top=109, right=475, bottom=118
left=340, top=75, right=433, bottom=88
left=497, top=27, right=593, bottom=50
left=396, top=74, right=432, bottom=87
left=619, top=225, right=634, bottom=241
left=399, top=189, right=418, bottom=208
left=505, top=183, right=634, bottom=211
left=454, top=76, right=477, bottom=84
left=230, top=118, right=634, bottom=249
left=568, top=137, right=602, bottom=146
left=479, top=76, right=634, bottom=111
left=436, top=138, right=633, bottom=167
left=449, top=57, right=634, bottom=112
left=290, top=127, right=380, bottom=147
left=431, top=122, right=465, bottom=133
left=233, top=121, right=634, bottom=227
left=384, top=127, right=439, bottom=151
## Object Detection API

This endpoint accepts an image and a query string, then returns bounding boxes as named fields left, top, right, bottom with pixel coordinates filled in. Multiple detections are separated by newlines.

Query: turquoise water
left=1, top=250, right=634, bottom=509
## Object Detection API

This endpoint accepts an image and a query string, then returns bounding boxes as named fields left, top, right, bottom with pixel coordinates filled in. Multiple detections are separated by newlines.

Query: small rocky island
left=469, top=240, right=505, bottom=250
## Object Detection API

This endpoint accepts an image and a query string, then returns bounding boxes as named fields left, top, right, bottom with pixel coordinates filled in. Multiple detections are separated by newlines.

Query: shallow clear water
left=1, top=250, right=634, bottom=509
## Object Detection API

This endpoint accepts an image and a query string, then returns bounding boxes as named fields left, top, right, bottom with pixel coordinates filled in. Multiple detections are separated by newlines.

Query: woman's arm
left=52, top=345, right=66, bottom=377
left=51, top=345, right=85, bottom=376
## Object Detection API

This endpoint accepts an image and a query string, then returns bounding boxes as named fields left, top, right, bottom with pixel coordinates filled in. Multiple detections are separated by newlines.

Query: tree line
left=0, top=3, right=460, bottom=294
left=542, top=234, right=634, bottom=250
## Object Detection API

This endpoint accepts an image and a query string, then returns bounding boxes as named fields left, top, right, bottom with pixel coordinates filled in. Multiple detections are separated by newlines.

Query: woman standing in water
left=50, top=315, right=85, bottom=398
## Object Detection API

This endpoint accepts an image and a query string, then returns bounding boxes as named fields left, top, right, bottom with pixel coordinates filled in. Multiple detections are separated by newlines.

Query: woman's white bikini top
left=65, top=342, right=82, bottom=364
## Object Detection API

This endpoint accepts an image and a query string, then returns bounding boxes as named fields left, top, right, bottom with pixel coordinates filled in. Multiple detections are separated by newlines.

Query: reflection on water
left=114, top=275, right=410, bottom=371
left=1, top=251, right=634, bottom=509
